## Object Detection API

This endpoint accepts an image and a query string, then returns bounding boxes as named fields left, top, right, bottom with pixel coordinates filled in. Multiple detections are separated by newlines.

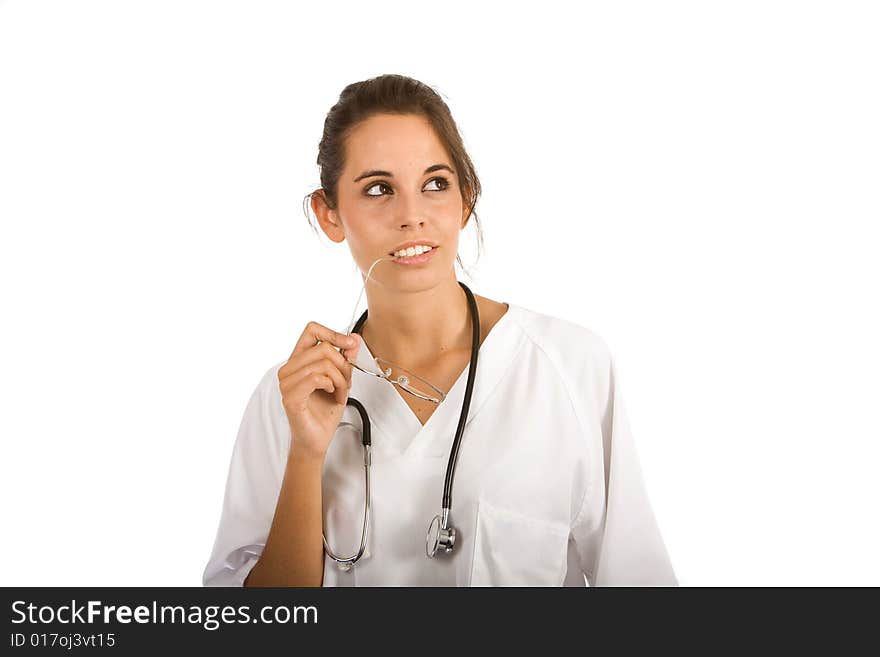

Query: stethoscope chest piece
left=426, top=511, right=456, bottom=558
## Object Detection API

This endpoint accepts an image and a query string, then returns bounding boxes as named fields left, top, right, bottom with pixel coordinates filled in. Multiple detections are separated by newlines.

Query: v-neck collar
left=343, top=302, right=527, bottom=459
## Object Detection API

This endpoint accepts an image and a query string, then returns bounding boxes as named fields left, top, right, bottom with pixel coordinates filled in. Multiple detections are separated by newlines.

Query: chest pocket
left=469, top=498, right=571, bottom=586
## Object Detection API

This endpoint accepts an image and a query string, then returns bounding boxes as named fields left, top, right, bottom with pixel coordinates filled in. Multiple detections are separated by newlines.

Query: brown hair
left=303, top=73, right=484, bottom=272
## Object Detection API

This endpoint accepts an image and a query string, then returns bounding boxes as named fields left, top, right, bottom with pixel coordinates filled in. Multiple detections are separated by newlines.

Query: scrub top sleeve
left=570, top=346, right=678, bottom=586
left=202, top=363, right=289, bottom=586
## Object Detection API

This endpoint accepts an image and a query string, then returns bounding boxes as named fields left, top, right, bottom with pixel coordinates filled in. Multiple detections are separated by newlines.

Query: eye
left=365, top=181, right=392, bottom=197
left=364, top=177, right=451, bottom=198
left=424, top=176, right=450, bottom=192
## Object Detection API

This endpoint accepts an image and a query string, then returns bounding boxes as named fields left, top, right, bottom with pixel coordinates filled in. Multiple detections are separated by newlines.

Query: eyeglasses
left=342, top=256, right=447, bottom=405
left=349, top=349, right=447, bottom=404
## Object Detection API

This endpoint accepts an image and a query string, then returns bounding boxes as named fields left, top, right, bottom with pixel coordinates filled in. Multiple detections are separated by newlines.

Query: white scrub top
left=202, top=303, right=678, bottom=587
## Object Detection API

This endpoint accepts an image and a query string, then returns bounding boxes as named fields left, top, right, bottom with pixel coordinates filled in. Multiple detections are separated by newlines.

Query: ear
left=312, top=190, right=346, bottom=244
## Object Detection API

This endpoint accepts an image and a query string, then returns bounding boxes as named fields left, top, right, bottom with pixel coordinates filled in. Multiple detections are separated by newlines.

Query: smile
left=391, top=245, right=436, bottom=265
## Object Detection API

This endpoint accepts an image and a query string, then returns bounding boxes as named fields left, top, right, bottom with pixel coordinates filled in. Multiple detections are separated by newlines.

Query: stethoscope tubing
left=328, top=281, right=479, bottom=565
left=321, top=397, right=371, bottom=565
left=442, top=282, right=480, bottom=510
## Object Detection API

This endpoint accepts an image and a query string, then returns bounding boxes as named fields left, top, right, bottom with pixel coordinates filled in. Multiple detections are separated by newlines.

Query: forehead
left=344, top=113, right=451, bottom=171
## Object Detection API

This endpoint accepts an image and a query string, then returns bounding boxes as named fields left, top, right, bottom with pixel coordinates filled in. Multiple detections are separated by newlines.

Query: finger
left=281, top=360, right=348, bottom=402
left=319, top=360, right=349, bottom=402
left=340, top=333, right=361, bottom=365
left=288, top=372, right=335, bottom=405
left=280, top=341, right=349, bottom=383
left=280, top=360, right=340, bottom=396
left=290, top=321, right=358, bottom=360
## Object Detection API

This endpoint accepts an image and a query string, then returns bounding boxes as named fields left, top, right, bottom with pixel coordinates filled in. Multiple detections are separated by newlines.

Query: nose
left=393, top=189, right=427, bottom=229
left=399, top=217, right=426, bottom=229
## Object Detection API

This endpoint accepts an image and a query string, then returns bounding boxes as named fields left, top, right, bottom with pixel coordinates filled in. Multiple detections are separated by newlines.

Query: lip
left=391, top=246, right=437, bottom=266
left=388, top=240, right=439, bottom=255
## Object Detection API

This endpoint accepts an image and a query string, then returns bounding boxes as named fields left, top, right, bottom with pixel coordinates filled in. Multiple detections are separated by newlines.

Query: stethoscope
left=321, top=280, right=480, bottom=568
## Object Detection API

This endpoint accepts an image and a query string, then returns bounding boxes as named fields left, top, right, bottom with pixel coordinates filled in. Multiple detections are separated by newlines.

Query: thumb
left=341, top=333, right=361, bottom=362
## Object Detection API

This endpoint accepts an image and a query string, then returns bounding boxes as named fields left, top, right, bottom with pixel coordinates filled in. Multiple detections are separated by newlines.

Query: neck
left=360, top=274, right=471, bottom=367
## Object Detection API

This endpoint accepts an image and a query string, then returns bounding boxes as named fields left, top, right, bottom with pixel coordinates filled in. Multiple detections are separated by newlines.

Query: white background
left=1, top=0, right=878, bottom=586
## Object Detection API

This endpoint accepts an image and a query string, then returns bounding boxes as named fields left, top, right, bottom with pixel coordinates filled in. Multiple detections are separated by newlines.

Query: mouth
left=389, top=244, right=437, bottom=265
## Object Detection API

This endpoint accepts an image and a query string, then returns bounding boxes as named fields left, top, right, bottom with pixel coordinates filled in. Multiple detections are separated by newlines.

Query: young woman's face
left=331, top=113, right=467, bottom=290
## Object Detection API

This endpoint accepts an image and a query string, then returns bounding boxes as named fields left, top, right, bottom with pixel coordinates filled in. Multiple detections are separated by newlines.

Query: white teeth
left=393, top=245, right=433, bottom=258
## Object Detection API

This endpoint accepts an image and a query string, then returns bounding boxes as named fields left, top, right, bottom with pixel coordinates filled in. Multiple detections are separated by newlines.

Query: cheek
left=342, top=219, right=391, bottom=265
left=429, top=191, right=463, bottom=218
left=340, top=214, right=374, bottom=243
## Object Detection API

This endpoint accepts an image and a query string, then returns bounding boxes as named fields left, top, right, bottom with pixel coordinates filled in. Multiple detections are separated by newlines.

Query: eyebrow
left=353, top=163, right=455, bottom=183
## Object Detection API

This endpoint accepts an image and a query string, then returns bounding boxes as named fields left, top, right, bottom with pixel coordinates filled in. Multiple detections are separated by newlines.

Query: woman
left=203, top=74, right=677, bottom=587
